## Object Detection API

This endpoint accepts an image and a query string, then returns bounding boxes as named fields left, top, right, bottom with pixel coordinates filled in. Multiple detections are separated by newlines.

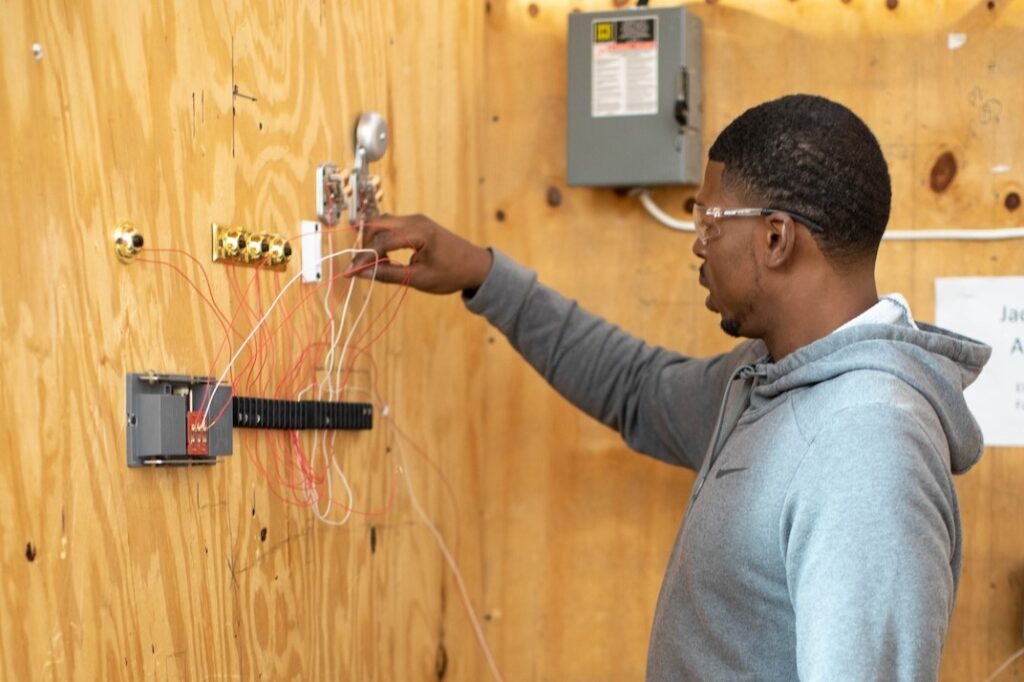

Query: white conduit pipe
left=636, top=190, right=1024, bottom=241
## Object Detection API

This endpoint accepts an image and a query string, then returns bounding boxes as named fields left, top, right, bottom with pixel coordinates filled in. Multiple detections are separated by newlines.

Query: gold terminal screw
left=245, top=233, right=266, bottom=260
left=114, top=222, right=144, bottom=261
left=222, top=229, right=244, bottom=256
left=267, top=237, right=293, bottom=265
left=212, top=223, right=289, bottom=270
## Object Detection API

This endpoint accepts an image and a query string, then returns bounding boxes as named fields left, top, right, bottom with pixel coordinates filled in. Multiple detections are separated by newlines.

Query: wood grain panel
left=0, top=0, right=488, bottom=679
left=480, top=1, right=1024, bottom=680
left=4, top=0, right=1022, bottom=679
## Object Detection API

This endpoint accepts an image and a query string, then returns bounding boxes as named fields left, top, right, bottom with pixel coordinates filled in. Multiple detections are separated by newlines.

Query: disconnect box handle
left=674, top=68, right=690, bottom=127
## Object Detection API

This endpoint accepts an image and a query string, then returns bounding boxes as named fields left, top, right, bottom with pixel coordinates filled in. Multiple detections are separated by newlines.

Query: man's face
left=692, top=161, right=763, bottom=339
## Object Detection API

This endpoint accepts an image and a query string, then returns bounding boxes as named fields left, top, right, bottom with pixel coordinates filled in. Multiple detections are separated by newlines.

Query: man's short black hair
left=708, top=94, right=891, bottom=264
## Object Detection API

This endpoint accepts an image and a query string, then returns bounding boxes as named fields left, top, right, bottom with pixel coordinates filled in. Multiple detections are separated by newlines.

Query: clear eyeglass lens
left=692, top=205, right=718, bottom=242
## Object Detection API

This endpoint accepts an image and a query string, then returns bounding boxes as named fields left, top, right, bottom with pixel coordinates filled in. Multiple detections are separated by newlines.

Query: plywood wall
left=478, top=1, right=1024, bottom=681
left=3, top=0, right=1023, bottom=680
left=0, top=1, right=490, bottom=680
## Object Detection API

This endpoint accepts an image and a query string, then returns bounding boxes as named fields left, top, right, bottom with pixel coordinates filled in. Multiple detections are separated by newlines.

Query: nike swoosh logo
left=715, top=466, right=749, bottom=480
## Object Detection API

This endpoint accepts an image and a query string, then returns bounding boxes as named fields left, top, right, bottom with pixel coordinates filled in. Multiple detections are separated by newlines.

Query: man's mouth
left=698, top=265, right=716, bottom=311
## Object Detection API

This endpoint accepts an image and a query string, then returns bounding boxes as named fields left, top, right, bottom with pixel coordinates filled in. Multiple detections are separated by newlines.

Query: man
left=350, top=95, right=990, bottom=680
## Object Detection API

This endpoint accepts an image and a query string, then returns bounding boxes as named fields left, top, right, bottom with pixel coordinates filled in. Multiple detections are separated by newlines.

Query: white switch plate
left=300, top=220, right=322, bottom=283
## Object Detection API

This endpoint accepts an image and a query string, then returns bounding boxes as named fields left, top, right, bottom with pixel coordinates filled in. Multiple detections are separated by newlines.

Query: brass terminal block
left=113, top=222, right=144, bottom=261
left=266, top=235, right=292, bottom=266
left=211, top=224, right=291, bottom=270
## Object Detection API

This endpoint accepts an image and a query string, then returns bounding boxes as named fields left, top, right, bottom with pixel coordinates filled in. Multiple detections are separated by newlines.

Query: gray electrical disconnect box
left=567, top=7, right=702, bottom=187
left=125, top=372, right=233, bottom=467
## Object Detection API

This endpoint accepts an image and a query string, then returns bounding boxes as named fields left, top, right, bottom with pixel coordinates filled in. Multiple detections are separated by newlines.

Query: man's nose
left=692, top=235, right=706, bottom=259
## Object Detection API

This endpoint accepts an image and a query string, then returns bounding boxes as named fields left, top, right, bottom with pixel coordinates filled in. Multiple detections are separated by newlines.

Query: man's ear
left=763, top=211, right=797, bottom=269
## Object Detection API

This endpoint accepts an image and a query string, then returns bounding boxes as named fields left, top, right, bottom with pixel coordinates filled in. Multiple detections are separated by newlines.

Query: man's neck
left=760, top=275, right=879, bottom=360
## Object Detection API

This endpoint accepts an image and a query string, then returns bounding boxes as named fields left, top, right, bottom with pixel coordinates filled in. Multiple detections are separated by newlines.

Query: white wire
left=321, top=224, right=374, bottom=403
left=306, top=446, right=355, bottom=527
left=984, top=646, right=1024, bottom=682
left=202, top=225, right=498, bottom=674
left=314, top=228, right=380, bottom=518
left=307, top=231, right=377, bottom=526
left=319, top=231, right=343, bottom=392
left=202, top=247, right=378, bottom=426
left=318, top=285, right=379, bottom=521
left=328, top=286, right=375, bottom=398
left=327, top=241, right=378, bottom=400
left=881, top=227, right=1024, bottom=241
left=388, top=421, right=505, bottom=682
left=637, top=191, right=694, bottom=232
left=332, top=220, right=372, bottom=398
left=307, top=215, right=376, bottom=523
left=308, top=232, right=347, bottom=477
left=636, top=190, right=1024, bottom=241
left=315, top=241, right=366, bottom=489
left=319, top=243, right=361, bottom=399
left=291, top=231, right=501, bottom=676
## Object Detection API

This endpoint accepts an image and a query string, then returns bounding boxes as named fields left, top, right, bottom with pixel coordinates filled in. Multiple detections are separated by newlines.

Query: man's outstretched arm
left=349, top=214, right=758, bottom=469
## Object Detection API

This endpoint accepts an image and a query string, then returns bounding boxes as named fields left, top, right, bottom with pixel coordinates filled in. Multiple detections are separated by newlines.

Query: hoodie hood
left=746, top=322, right=991, bottom=474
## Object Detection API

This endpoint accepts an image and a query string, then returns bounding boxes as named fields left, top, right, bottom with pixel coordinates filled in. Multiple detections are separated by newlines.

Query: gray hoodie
left=465, top=251, right=991, bottom=681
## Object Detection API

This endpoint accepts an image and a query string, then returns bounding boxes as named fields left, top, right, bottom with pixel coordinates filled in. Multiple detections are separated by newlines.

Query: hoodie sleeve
left=464, top=249, right=755, bottom=470
left=781, top=403, right=958, bottom=682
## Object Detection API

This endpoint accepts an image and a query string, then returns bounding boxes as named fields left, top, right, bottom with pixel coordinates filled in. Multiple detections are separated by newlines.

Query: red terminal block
left=186, top=411, right=209, bottom=456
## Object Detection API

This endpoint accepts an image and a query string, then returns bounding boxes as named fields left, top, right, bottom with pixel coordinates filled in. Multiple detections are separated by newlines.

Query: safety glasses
left=692, top=204, right=825, bottom=244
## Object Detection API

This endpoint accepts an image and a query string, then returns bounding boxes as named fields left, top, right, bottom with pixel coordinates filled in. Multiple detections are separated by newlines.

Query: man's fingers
left=363, top=214, right=429, bottom=251
left=363, top=213, right=413, bottom=230
left=349, top=223, right=415, bottom=272
left=362, top=227, right=423, bottom=261
left=353, top=262, right=412, bottom=285
left=345, top=213, right=447, bottom=291
left=349, top=249, right=378, bottom=270
left=355, top=215, right=402, bottom=256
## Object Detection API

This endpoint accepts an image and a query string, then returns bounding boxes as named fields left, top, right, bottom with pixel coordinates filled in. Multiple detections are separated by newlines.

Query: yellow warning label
left=594, top=22, right=614, bottom=43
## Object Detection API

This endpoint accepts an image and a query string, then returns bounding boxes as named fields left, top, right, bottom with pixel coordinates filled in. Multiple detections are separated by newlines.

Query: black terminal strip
left=232, top=397, right=373, bottom=431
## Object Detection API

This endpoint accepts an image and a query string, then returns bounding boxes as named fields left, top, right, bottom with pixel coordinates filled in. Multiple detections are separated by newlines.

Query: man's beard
left=721, top=317, right=742, bottom=337
left=720, top=300, right=756, bottom=338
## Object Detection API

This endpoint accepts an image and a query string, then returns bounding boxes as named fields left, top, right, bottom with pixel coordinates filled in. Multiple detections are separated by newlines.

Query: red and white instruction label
left=591, top=17, right=658, bottom=118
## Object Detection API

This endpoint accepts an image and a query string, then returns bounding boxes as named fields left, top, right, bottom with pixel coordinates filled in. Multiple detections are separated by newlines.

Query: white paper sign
left=935, top=277, right=1024, bottom=447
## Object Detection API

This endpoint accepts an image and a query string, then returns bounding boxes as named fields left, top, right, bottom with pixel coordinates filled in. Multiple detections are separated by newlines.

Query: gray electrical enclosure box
left=567, top=7, right=702, bottom=187
left=125, top=372, right=233, bottom=467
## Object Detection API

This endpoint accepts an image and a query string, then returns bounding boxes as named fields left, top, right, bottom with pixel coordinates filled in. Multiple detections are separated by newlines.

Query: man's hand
left=347, top=214, right=493, bottom=295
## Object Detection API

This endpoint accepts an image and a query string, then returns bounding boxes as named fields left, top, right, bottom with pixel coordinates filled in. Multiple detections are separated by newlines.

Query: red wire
left=225, top=266, right=261, bottom=389
left=199, top=258, right=270, bottom=414
left=145, top=248, right=236, bottom=334
left=266, top=260, right=385, bottom=400
left=134, top=255, right=241, bottom=426
left=134, top=256, right=237, bottom=342
left=292, top=427, right=400, bottom=517
left=265, top=269, right=288, bottom=397
left=388, top=416, right=463, bottom=552
left=276, top=338, right=335, bottom=400
left=340, top=344, right=464, bottom=549
left=246, top=440, right=316, bottom=508
left=141, top=227, right=408, bottom=521
left=339, top=267, right=413, bottom=391
left=247, top=271, right=268, bottom=393
left=208, top=260, right=366, bottom=429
